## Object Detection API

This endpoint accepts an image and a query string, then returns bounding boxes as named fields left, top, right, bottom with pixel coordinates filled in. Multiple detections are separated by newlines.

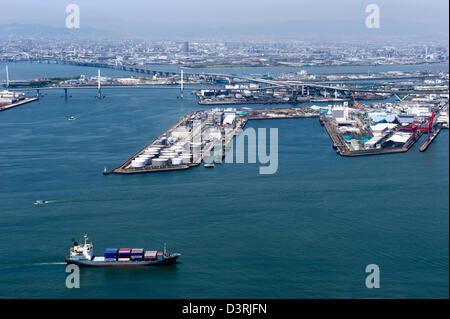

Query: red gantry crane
left=398, top=110, right=435, bottom=141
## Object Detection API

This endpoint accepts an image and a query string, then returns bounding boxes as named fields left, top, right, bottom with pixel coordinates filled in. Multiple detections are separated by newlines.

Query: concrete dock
left=321, top=116, right=426, bottom=157
left=112, top=107, right=319, bottom=174
left=420, top=125, right=442, bottom=152
left=112, top=111, right=197, bottom=174
left=0, top=96, right=39, bottom=112
left=111, top=105, right=444, bottom=175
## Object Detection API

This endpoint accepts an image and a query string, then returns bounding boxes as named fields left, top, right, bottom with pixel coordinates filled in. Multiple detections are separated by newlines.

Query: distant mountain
left=150, top=18, right=449, bottom=42
left=0, top=23, right=115, bottom=40
left=0, top=20, right=447, bottom=43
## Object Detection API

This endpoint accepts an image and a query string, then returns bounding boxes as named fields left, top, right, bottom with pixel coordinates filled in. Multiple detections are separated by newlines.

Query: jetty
left=0, top=96, right=39, bottom=112
left=420, top=125, right=442, bottom=152
left=112, top=107, right=318, bottom=174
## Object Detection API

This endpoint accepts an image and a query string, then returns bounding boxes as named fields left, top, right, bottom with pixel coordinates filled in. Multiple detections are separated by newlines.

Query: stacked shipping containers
left=131, top=248, right=144, bottom=261
left=118, top=248, right=132, bottom=261
left=144, top=251, right=157, bottom=261
left=103, top=248, right=164, bottom=262
left=104, top=248, right=118, bottom=261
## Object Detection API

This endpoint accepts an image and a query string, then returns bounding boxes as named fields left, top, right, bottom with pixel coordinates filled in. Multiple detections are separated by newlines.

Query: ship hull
left=65, top=255, right=180, bottom=267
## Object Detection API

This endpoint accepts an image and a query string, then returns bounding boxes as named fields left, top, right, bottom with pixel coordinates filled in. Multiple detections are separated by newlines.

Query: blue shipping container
left=131, top=258, right=143, bottom=261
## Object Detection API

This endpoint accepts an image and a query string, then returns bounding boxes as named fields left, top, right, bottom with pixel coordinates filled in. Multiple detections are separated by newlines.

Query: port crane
left=351, top=93, right=359, bottom=108
left=398, top=111, right=436, bottom=141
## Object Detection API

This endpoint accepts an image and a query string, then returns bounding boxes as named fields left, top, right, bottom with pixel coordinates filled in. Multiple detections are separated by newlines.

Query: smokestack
left=6, top=65, right=9, bottom=88
left=180, top=68, right=184, bottom=99
left=97, top=68, right=102, bottom=99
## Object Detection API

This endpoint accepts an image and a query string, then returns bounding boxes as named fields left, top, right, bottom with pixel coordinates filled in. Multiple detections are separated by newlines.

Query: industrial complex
left=111, top=99, right=448, bottom=174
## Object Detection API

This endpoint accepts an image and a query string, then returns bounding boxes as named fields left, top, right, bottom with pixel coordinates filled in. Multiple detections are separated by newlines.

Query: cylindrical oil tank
left=181, top=155, right=192, bottom=164
left=160, top=152, right=177, bottom=157
left=131, top=159, right=146, bottom=168
left=136, top=156, right=150, bottom=162
left=139, top=155, right=154, bottom=160
left=171, top=157, right=183, bottom=165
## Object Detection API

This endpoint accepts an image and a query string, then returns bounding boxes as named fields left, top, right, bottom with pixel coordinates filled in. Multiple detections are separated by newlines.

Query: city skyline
left=0, top=0, right=448, bottom=40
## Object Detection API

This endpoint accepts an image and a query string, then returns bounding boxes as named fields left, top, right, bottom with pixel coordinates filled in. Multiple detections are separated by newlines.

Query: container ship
left=65, top=235, right=180, bottom=267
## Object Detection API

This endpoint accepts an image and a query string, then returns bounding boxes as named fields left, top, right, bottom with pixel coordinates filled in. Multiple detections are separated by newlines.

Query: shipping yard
left=112, top=98, right=448, bottom=174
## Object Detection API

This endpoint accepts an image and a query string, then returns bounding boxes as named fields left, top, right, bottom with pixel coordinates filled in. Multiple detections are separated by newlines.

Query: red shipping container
left=144, top=250, right=157, bottom=261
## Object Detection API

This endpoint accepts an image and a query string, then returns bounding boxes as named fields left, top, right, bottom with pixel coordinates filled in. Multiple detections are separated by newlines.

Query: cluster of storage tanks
left=130, top=142, right=195, bottom=169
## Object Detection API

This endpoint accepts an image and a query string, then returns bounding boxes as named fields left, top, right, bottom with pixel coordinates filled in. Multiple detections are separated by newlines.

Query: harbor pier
left=420, top=125, right=442, bottom=152
left=0, top=96, right=39, bottom=112
left=112, top=107, right=319, bottom=174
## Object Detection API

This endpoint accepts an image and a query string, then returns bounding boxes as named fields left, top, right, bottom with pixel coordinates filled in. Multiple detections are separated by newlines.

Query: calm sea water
left=0, top=63, right=448, bottom=298
left=0, top=61, right=448, bottom=81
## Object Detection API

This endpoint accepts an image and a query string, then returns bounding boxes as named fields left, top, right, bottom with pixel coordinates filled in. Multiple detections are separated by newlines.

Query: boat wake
left=35, top=262, right=66, bottom=266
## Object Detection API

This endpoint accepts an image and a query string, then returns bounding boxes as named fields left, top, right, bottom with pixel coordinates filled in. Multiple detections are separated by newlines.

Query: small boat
left=65, top=235, right=180, bottom=267
left=204, top=163, right=215, bottom=168
left=34, top=200, right=49, bottom=205
left=68, top=116, right=75, bottom=121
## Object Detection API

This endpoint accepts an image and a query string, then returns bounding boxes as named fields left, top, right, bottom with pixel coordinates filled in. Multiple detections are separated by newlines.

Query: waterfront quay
left=195, top=87, right=351, bottom=106
left=0, top=96, right=38, bottom=112
left=320, top=106, right=444, bottom=156
left=112, top=102, right=447, bottom=175
left=321, top=116, right=422, bottom=156
left=112, top=107, right=319, bottom=174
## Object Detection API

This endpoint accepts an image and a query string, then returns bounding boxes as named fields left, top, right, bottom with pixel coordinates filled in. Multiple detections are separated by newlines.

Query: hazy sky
left=0, top=0, right=448, bottom=39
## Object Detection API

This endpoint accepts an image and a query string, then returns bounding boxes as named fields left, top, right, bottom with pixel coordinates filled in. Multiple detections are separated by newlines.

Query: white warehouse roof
left=387, top=133, right=410, bottom=144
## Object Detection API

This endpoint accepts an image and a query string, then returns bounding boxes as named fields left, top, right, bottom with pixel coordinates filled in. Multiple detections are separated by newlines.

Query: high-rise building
left=182, top=41, right=189, bottom=53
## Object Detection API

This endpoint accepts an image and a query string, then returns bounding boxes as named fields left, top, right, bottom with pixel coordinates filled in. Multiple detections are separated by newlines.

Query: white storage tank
left=139, top=154, right=154, bottom=160
left=145, top=152, right=159, bottom=157
left=171, top=157, right=183, bottom=165
left=181, top=154, right=192, bottom=163
left=144, top=149, right=159, bottom=155
left=160, top=152, right=177, bottom=157
left=136, top=156, right=149, bottom=162
left=131, top=158, right=147, bottom=168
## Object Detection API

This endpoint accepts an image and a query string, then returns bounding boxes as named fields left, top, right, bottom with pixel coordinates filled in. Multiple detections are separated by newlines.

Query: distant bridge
left=21, top=59, right=450, bottom=96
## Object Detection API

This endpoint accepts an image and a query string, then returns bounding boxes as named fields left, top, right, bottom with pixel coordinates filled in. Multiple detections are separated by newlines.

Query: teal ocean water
left=0, top=63, right=448, bottom=298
